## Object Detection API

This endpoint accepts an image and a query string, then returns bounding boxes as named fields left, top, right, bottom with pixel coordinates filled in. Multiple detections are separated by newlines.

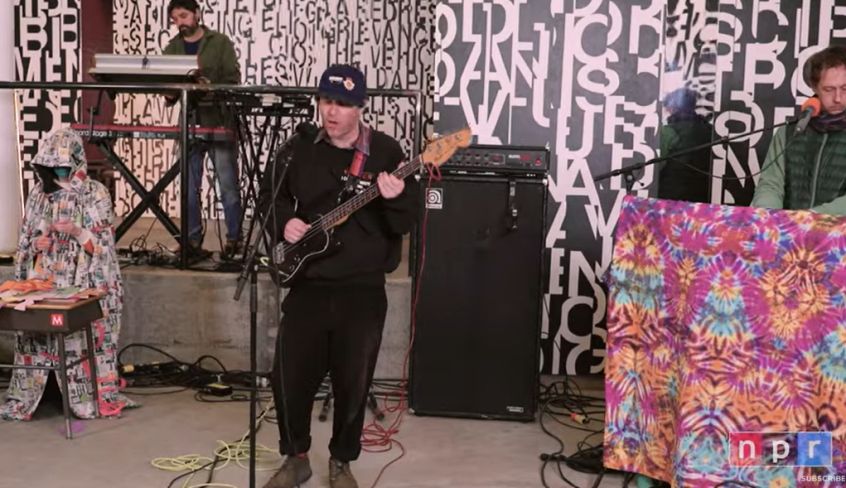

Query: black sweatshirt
left=258, top=128, right=419, bottom=286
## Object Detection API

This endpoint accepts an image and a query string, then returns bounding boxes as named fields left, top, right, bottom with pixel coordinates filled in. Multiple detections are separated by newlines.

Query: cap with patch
left=318, top=64, right=367, bottom=107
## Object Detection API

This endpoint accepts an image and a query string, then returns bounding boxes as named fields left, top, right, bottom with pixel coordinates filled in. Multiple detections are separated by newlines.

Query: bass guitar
left=271, top=127, right=472, bottom=286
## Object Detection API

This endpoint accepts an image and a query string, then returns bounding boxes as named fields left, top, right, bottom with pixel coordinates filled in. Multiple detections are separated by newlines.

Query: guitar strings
left=277, top=155, right=423, bottom=256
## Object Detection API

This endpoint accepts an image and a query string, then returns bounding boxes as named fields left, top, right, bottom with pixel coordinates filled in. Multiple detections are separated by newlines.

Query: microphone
left=296, top=121, right=318, bottom=139
left=795, top=97, right=822, bottom=134
left=274, top=122, right=317, bottom=158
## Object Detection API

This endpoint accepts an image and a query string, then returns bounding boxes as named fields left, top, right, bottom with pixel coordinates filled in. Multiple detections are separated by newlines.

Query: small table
left=0, top=297, right=103, bottom=439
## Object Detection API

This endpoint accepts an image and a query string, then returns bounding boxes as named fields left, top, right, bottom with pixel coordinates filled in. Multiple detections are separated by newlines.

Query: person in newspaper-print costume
left=1, top=127, right=135, bottom=420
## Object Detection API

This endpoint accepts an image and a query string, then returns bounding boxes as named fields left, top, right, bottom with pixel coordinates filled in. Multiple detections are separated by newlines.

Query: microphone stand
left=593, top=118, right=797, bottom=187
left=233, top=136, right=297, bottom=488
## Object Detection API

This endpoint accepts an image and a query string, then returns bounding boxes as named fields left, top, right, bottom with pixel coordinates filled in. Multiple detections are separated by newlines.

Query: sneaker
left=263, top=454, right=312, bottom=488
left=329, top=458, right=358, bottom=488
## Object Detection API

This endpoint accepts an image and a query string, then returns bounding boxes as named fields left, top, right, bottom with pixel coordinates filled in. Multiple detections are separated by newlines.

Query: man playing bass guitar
left=258, top=64, right=418, bottom=488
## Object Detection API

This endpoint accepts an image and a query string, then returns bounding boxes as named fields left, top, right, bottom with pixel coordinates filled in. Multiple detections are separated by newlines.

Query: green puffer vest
left=784, top=128, right=846, bottom=209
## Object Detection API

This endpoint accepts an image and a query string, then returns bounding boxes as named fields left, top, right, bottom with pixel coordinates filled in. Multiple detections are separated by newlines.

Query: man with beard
left=163, top=0, right=243, bottom=259
left=753, top=45, right=846, bottom=215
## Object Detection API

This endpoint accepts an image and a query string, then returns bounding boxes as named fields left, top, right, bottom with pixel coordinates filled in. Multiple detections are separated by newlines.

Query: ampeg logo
left=425, top=188, right=443, bottom=209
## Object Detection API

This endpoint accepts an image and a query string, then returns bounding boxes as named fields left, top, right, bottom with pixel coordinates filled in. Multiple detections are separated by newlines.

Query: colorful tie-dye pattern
left=604, top=196, right=846, bottom=488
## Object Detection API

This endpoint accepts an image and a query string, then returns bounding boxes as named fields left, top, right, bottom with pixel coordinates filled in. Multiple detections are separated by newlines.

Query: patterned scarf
left=810, top=110, right=846, bottom=133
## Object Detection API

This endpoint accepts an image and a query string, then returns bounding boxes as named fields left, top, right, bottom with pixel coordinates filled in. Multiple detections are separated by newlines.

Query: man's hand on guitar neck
left=376, top=172, right=405, bottom=200
left=284, top=218, right=311, bottom=244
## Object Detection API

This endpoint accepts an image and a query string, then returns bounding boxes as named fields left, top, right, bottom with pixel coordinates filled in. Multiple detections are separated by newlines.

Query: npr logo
left=730, top=432, right=832, bottom=466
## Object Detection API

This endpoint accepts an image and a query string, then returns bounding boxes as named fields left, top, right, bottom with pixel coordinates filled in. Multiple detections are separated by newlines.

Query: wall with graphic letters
left=14, top=0, right=81, bottom=194
left=13, top=0, right=846, bottom=374
left=12, top=0, right=435, bottom=220
left=434, top=0, right=846, bottom=374
left=109, top=0, right=436, bottom=224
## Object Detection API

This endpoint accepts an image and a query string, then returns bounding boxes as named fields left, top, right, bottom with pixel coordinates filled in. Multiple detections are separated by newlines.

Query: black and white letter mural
left=14, top=0, right=81, bottom=195
left=436, top=0, right=846, bottom=374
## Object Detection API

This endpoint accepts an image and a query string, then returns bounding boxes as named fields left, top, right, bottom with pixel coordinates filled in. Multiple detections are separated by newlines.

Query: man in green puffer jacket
left=753, top=45, right=846, bottom=215
left=163, top=0, right=243, bottom=258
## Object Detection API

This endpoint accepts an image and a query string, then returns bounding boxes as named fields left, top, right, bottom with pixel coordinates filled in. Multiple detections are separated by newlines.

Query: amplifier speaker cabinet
left=409, top=169, right=547, bottom=421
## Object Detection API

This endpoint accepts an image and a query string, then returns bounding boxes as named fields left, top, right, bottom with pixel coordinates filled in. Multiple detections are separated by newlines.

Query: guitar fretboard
left=316, top=155, right=422, bottom=230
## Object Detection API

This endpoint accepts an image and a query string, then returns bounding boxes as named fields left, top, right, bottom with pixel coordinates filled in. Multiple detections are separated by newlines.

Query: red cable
left=361, top=166, right=438, bottom=487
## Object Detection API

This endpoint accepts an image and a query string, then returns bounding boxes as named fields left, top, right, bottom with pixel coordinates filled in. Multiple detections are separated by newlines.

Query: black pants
left=271, top=283, right=387, bottom=462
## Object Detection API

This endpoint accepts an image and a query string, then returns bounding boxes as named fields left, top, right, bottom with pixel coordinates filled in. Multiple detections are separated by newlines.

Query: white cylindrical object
left=0, top=1, right=22, bottom=255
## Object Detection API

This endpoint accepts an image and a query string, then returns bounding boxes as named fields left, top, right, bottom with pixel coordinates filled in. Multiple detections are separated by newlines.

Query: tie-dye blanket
left=604, top=196, right=846, bottom=488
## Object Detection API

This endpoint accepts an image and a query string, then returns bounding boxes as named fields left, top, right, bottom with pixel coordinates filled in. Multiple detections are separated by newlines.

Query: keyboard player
left=163, top=0, right=242, bottom=259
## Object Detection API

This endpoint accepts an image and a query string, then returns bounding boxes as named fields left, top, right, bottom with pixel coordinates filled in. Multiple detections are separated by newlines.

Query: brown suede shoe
left=329, top=458, right=358, bottom=488
left=263, top=454, right=312, bottom=488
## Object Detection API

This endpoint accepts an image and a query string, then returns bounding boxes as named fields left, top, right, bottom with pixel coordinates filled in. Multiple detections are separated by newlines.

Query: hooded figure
left=658, top=88, right=714, bottom=203
left=1, top=128, right=133, bottom=420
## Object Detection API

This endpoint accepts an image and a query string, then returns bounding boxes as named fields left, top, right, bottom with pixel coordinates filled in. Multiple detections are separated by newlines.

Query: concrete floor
left=0, top=376, right=629, bottom=488
left=1, top=218, right=628, bottom=487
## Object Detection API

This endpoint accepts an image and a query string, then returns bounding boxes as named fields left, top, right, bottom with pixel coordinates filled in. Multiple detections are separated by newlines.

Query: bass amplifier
left=440, top=144, right=549, bottom=176
left=410, top=165, right=547, bottom=421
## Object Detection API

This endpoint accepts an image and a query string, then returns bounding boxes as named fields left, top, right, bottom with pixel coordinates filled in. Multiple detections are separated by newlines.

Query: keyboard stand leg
left=96, top=140, right=181, bottom=241
left=114, top=161, right=181, bottom=240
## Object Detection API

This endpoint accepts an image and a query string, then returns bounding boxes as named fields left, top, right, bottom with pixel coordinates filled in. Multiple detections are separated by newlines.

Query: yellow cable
left=151, top=400, right=283, bottom=488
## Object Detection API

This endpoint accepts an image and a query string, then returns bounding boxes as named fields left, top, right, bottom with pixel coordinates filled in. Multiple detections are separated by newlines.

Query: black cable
left=205, top=451, right=223, bottom=485
left=193, top=391, right=274, bottom=403
left=539, top=375, right=622, bottom=488
left=658, top=123, right=803, bottom=182
left=127, top=215, right=157, bottom=255
left=590, top=467, right=606, bottom=488
left=117, top=343, right=273, bottom=402
left=117, top=342, right=185, bottom=367
left=167, top=459, right=216, bottom=488
left=539, top=392, right=580, bottom=488
left=193, top=354, right=228, bottom=373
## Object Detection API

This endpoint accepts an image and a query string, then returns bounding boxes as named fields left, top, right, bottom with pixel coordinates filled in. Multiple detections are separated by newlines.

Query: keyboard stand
left=89, top=137, right=182, bottom=243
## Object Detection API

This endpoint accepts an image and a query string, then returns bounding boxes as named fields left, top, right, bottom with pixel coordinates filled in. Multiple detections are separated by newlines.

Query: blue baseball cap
left=318, top=64, right=367, bottom=107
